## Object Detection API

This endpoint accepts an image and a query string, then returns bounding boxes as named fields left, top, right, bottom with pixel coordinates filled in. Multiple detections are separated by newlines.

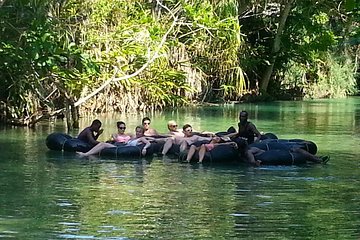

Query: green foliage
left=282, top=53, right=357, bottom=98
left=140, top=68, right=192, bottom=108
left=0, top=1, right=100, bottom=120
left=0, top=0, right=358, bottom=123
left=66, top=0, right=246, bottom=110
left=179, top=1, right=245, bottom=101
left=238, top=0, right=358, bottom=98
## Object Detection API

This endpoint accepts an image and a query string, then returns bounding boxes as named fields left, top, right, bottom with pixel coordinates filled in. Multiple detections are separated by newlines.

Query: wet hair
left=182, top=124, right=192, bottom=131
left=116, top=121, right=126, bottom=128
left=135, top=125, right=145, bottom=133
left=142, top=117, right=151, bottom=123
left=239, top=111, right=248, bottom=118
left=91, top=119, right=102, bottom=127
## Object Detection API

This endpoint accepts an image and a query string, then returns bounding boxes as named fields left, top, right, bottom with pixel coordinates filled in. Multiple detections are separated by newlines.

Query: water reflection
left=1, top=98, right=360, bottom=239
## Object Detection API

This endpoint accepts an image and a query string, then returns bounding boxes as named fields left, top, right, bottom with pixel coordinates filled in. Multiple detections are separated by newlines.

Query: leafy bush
left=282, top=53, right=357, bottom=98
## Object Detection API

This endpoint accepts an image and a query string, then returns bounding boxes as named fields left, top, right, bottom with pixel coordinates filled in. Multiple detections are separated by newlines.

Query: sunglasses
left=118, top=127, right=126, bottom=130
left=185, top=128, right=192, bottom=132
left=170, top=125, right=177, bottom=128
left=143, top=122, right=150, bottom=125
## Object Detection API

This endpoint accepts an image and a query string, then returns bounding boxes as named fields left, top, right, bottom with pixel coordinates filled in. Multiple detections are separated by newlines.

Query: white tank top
left=126, top=139, right=139, bottom=147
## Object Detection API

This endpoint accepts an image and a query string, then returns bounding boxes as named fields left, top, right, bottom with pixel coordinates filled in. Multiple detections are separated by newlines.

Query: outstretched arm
left=140, top=137, right=152, bottom=156
left=215, top=142, right=238, bottom=148
left=223, top=132, right=238, bottom=138
left=249, top=123, right=261, bottom=142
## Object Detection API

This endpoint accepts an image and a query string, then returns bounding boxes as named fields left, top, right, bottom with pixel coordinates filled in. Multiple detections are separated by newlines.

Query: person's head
left=239, top=111, right=248, bottom=125
left=167, top=120, right=178, bottom=131
left=90, top=119, right=102, bottom=132
left=211, top=136, right=222, bottom=143
left=135, top=126, right=145, bottom=138
left=142, top=117, right=151, bottom=130
left=182, top=124, right=193, bottom=136
left=116, top=121, right=126, bottom=133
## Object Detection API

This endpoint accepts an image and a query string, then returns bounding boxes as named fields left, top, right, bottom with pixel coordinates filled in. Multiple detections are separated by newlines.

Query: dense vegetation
left=0, top=0, right=359, bottom=127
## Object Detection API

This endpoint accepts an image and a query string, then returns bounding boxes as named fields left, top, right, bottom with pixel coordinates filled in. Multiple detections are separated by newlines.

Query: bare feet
left=76, top=152, right=87, bottom=157
left=250, top=160, right=261, bottom=167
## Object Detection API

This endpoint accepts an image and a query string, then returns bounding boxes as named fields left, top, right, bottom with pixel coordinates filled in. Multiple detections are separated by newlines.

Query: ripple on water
left=57, top=234, right=95, bottom=239
left=106, top=210, right=133, bottom=215
left=59, top=222, right=81, bottom=226
left=229, top=213, right=251, bottom=217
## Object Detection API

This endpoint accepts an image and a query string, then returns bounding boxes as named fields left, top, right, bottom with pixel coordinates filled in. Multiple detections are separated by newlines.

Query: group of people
left=76, top=112, right=329, bottom=165
left=77, top=119, right=152, bottom=157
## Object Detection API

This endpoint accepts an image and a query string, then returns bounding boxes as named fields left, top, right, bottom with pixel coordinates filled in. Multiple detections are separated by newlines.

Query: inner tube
left=255, top=150, right=308, bottom=165
left=215, top=126, right=237, bottom=137
left=45, top=133, right=92, bottom=152
left=100, top=145, right=142, bottom=158
left=46, top=133, right=163, bottom=158
left=99, top=143, right=159, bottom=158
left=46, top=133, right=92, bottom=152
left=178, top=144, right=240, bottom=164
left=46, top=133, right=73, bottom=151
left=63, top=138, right=93, bottom=153
left=260, top=132, right=278, bottom=140
left=250, top=140, right=317, bottom=155
left=215, top=129, right=278, bottom=142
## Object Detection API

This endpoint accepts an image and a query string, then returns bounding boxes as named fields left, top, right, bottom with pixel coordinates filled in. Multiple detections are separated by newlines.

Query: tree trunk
left=0, top=102, right=6, bottom=123
left=152, top=0, right=163, bottom=19
left=71, top=102, right=79, bottom=129
left=260, top=0, right=294, bottom=92
left=65, top=105, right=72, bottom=132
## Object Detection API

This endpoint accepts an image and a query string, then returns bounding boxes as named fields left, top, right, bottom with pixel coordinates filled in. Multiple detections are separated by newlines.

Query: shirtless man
left=226, top=110, right=261, bottom=144
left=160, top=120, right=184, bottom=155
left=78, top=125, right=151, bottom=157
left=142, top=117, right=159, bottom=136
left=161, top=123, right=211, bottom=155
left=179, top=124, right=212, bottom=151
left=77, top=119, right=103, bottom=147
left=166, top=120, right=184, bottom=137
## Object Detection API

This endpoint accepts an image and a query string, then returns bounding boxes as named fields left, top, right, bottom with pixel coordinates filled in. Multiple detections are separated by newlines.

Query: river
left=1, top=98, right=360, bottom=239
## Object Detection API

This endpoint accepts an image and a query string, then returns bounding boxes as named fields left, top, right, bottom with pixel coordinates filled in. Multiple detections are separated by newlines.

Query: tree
left=260, top=0, right=294, bottom=92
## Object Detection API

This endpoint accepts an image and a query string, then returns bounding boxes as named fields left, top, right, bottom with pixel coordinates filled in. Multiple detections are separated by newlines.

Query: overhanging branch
left=74, top=1, right=178, bottom=107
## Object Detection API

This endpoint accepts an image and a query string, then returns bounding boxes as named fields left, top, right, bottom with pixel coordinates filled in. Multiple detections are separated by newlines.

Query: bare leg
left=198, top=145, right=207, bottom=163
left=246, top=147, right=263, bottom=166
left=292, top=148, right=322, bottom=163
left=77, top=142, right=114, bottom=157
left=161, top=138, right=174, bottom=155
left=179, top=140, right=189, bottom=152
left=186, top=145, right=198, bottom=162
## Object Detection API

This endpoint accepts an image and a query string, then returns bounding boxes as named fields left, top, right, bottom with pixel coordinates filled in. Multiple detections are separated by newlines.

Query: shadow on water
left=45, top=150, right=154, bottom=165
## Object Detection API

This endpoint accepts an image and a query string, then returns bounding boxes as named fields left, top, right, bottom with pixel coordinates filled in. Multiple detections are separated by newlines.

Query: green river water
left=1, top=98, right=360, bottom=239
